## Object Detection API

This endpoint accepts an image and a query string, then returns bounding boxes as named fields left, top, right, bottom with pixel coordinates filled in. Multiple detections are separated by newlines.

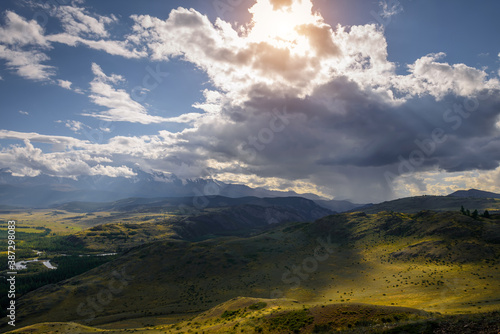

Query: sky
left=0, top=0, right=500, bottom=203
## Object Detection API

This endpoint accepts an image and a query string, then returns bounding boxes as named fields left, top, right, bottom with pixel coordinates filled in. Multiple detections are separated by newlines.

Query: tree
left=460, top=205, right=466, bottom=215
left=466, top=209, right=471, bottom=216
left=483, top=210, right=491, bottom=218
left=471, top=209, right=479, bottom=219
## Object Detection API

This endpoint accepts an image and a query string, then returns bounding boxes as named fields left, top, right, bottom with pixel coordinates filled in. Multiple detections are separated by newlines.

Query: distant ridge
left=352, top=194, right=500, bottom=214
left=54, top=195, right=334, bottom=216
left=0, top=169, right=326, bottom=208
left=315, top=199, right=366, bottom=213
left=448, top=189, right=500, bottom=199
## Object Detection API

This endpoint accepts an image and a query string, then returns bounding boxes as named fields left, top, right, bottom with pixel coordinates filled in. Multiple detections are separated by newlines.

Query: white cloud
left=46, top=33, right=147, bottom=59
left=395, top=52, right=500, bottom=99
left=0, top=11, right=55, bottom=81
left=43, top=6, right=144, bottom=59
left=128, top=3, right=499, bottom=106
left=57, top=120, right=87, bottom=133
left=56, top=79, right=84, bottom=93
left=128, top=6, right=336, bottom=101
left=0, top=8, right=145, bottom=82
left=18, top=110, right=29, bottom=116
left=0, top=45, right=55, bottom=81
left=52, top=6, right=117, bottom=38
left=0, top=130, right=89, bottom=150
left=0, top=139, right=136, bottom=179
left=90, top=164, right=136, bottom=178
left=57, top=79, right=73, bottom=90
left=90, top=62, right=123, bottom=84
left=378, top=0, right=403, bottom=19
left=83, top=63, right=197, bottom=124
left=0, top=11, right=49, bottom=47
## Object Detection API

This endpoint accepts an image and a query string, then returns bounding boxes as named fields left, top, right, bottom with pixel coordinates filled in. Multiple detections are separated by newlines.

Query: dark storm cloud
left=174, top=74, right=500, bottom=202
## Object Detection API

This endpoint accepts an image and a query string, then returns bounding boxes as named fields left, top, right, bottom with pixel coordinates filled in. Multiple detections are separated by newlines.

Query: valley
left=0, top=193, right=498, bottom=333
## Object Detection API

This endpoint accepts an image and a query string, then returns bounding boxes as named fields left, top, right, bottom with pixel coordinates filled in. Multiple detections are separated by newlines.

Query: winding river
left=14, top=252, right=117, bottom=271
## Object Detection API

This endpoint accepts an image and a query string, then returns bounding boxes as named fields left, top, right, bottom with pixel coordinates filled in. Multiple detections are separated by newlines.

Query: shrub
left=268, top=310, right=314, bottom=332
left=313, top=323, right=331, bottom=333
left=221, top=309, right=242, bottom=319
left=249, top=302, right=267, bottom=310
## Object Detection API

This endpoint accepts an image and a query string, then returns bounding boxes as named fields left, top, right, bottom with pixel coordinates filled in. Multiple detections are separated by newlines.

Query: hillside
left=3, top=210, right=499, bottom=332
left=54, top=195, right=332, bottom=214
left=356, top=195, right=500, bottom=214
left=67, top=200, right=333, bottom=251
left=7, top=300, right=499, bottom=333
left=448, top=189, right=500, bottom=199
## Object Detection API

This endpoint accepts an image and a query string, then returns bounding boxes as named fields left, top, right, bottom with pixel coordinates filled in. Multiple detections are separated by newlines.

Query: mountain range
left=0, top=169, right=325, bottom=208
left=2, top=169, right=500, bottom=215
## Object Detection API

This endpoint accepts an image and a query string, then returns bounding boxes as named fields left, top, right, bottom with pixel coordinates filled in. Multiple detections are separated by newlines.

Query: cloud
left=0, top=139, right=136, bottom=179
left=57, top=120, right=87, bottom=133
left=44, top=3, right=144, bottom=58
left=127, top=4, right=340, bottom=100
left=0, top=8, right=145, bottom=82
left=395, top=52, right=500, bottom=99
left=0, top=130, right=89, bottom=149
left=269, top=0, right=293, bottom=10
left=52, top=5, right=117, bottom=38
left=0, top=11, right=49, bottom=47
left=83, top=63, right=199, bottom=124
left=56, top=79, right=84, bottom=93
left=0, top=11, right=55, bottom=81
left=46, top=33, right=147, bottom=59
left=57, top=79, right=72, bottom=90
left=121, top=0, right=500, bottom=202
left=90, top=62, right=123, bottom=83
left=378, top=0, right=403, bottom=19
left=0, top=45, right=55, bottom=81
left=18, top=110, right=29, bottom=116
left=89, top=164, right=136, bottom=178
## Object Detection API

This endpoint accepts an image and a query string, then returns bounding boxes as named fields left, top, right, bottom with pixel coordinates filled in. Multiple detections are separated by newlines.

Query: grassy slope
left=2, top=210, right=498, bottom=333
left=5, top=300, right=500, bottom=333
left=0, top=209, right=175, bottom=235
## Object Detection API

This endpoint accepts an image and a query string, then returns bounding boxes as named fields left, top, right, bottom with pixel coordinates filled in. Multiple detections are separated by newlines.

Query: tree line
left=460, top=206, right=490, bottom=219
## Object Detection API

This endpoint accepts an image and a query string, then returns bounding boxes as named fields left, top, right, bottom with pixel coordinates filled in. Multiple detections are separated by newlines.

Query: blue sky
left=0, top=0, right=499, bottom=202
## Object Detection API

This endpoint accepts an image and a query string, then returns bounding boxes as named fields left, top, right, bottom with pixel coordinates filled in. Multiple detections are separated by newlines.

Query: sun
left=245, top=0, right=320, bottom=55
